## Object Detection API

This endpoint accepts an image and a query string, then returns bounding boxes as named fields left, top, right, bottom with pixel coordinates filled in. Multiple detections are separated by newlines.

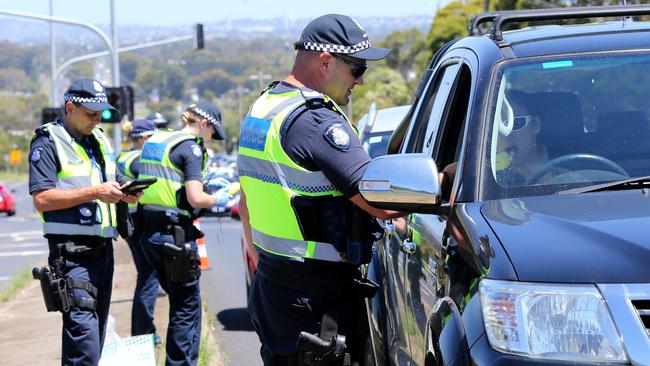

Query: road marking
left=0, top=242, right=46, bottom=249
left=0, top=230, right=42, bottom=238
left=0, top=250, right=48, bottom=257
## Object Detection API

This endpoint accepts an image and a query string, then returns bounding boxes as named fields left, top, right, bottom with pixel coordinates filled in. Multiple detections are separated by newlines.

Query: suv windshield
left=482, top=51, right=650, bottom=199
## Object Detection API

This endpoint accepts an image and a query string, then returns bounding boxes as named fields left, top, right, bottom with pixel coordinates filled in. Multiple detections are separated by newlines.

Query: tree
left=352, top=66, right=412, bottom=121
left=188, top=69, right=236, bottom=97
left=0, top=68, right=34, bottom=93
left=428, top=0, right=484, bottom=53
left=378, top=28, right=428, bottom=81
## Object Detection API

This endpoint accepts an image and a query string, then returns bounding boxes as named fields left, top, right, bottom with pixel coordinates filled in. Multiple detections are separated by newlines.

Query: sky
left=0, top=0, right=445, bottom=26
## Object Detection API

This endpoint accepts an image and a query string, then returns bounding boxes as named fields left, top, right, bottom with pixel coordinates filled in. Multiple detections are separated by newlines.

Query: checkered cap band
left=191, top=106, right=219, bottom=124
left=64, top=95, right=109, bottom=104
left=299, top=39, right=371, bottom=55
left=130, top=130, right=156, bottom=138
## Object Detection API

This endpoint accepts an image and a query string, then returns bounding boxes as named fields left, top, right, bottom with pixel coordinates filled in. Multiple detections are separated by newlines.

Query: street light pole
left=49, top=0, right=56, bottom=106
left=110, top=0, right=121, bottom=152
left=0, top=8, right=118, bottom=146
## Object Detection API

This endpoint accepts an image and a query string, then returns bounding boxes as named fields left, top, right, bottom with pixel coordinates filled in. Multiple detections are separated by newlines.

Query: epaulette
left=261, top=81, right=281, bottom=95
left=31, top=124, right=52, bottom=145
left=304, top=96, right=333, bottom=110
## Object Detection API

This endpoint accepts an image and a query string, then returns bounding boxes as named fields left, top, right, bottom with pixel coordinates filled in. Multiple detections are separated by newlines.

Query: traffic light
left=194, top=23, right=204, bottom=50
left=103, top=85, right=134, bottom=123
left=41, top=107, right=64, bottom=125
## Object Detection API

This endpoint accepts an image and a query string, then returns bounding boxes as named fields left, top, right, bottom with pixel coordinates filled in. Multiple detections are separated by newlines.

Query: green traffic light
left=101, top=109, right=112, bottom=120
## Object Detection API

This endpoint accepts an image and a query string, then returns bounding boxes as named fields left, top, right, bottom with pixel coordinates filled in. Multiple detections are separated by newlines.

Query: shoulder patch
left=324, top=123, right=351, bottom=151
left=30, top=147, right=42, bottom=162
left=190, top=144, right=202, bottom=158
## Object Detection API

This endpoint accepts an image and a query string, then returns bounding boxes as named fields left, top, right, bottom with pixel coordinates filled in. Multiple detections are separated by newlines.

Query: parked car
left=0, top=182, right=16, bottom=216
left=358, top=104, right=410, bottom=158
left=358, top=6, right=650, bottom=365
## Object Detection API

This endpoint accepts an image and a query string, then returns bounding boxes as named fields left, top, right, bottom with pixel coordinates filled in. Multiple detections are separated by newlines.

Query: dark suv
left=358, top=6, right=650, bottom=365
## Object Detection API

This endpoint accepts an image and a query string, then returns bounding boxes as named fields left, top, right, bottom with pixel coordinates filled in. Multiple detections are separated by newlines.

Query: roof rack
left=468, top=11, right=517, bottom=36
left=491, top=5, right=650, bottom=42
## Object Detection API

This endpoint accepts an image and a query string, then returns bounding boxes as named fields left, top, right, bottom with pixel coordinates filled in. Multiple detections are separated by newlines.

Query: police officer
left=238, top=14, right=405, bottom=365
left=29, top=78, right=140, bottom=365
left=147, top=112, right=169, bottom=129
left=117, top=119, right=162, bottom=344
left=138, top=100, right=225, bottom=366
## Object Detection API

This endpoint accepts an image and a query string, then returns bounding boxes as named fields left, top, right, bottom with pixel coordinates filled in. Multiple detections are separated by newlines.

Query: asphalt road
left=0, top=181, right=48, bottom=291
left=198, top=216, right=263, bottom=366
left=0, top=182, right=263, bottom=364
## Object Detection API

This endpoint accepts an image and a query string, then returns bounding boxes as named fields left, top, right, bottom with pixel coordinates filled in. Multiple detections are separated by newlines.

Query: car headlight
left=479, top=279, right=627, bottom=363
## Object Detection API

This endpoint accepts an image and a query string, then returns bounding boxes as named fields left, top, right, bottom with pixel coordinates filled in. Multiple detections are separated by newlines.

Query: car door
left=381, top=60, right=462, bottom=364
left=401, top=52, right=476, bottom=364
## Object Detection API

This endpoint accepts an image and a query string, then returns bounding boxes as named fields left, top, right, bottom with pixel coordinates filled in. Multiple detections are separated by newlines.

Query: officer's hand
left=206, top=176, right=231, bottom=192
left=213, top=188, right=234, bottom=207
left=122, top=191, right=142, bottom=204
left=95, top=182, right=125, bottom=204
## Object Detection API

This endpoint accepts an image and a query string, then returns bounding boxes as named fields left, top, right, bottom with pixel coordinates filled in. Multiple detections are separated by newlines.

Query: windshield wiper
left=558, top=175, right=650, bottom=195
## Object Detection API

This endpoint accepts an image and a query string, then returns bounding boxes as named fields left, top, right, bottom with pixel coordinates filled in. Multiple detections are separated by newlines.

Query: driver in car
left=496, top=90, right=551, bottom=186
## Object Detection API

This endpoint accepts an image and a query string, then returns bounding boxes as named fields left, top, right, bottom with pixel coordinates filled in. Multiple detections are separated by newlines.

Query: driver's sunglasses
left=512, top=115, right=535, bottom=131
left=332, top=54, right=368, bottom=79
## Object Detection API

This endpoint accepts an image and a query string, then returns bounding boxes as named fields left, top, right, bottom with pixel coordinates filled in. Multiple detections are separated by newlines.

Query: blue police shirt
left=29, top=120, right=126, bottom=243
left=29, top=121, right=126, bottom=194
left=275, top=81, right=371, bottom=198
left=169, top=140, right=205, bottom=182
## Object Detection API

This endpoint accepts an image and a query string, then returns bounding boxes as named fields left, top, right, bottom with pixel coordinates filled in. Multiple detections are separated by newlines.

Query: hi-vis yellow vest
left=117, top=149, right=140, bottom=212
left=39, top=122, right=118, bottom=238
left=139, top=130, right=203, bottom=217
left=117, top=149, right=140, bottom=179
left=238, top=85, right=356, bottom=262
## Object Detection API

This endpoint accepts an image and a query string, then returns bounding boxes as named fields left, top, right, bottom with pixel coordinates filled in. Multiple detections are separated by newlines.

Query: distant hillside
left=0, top=15, right=433, bottom=46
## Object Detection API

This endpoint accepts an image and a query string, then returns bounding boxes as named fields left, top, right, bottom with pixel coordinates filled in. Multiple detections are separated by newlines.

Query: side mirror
left=359, top=153, right=445, bottom=214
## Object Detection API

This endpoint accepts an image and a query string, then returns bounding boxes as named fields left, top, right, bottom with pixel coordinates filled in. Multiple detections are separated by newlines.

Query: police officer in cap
left=138, top=99, right=225, bottom=365
left=29, top=78, right=140, bottom=365
left=117, top=118, right=163, bottom=344
left=238, top=14, right=406, bottom=365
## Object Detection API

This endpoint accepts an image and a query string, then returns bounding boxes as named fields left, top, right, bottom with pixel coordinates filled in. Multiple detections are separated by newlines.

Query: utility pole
left=249, top=70, right=272, bottom=91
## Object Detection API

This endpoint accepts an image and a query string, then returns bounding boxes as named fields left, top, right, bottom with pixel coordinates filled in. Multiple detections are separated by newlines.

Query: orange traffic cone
left=193, top=219, right=210, bottom=270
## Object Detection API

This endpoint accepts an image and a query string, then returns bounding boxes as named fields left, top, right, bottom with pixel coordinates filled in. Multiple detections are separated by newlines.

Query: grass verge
left=199, top=301, right=219, bottom=366
left=0, top=171, right=28, bottom=183
left=0, top=266, right=33, bottom=302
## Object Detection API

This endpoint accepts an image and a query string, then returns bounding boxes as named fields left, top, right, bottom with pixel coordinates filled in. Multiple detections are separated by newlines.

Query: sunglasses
left=332, top=54, right=368, bottom=79
left=512, top=115, right=536, bottom=131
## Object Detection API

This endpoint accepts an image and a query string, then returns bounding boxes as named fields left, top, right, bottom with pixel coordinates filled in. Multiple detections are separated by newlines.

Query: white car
left=357, top=103, right=410, bottom=158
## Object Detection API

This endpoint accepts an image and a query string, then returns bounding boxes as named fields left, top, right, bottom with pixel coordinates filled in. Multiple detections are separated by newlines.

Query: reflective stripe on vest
left=117, top=149, right=140, bottom=179
left=40, top=122, right=118, bottom=238
left=117, top=149, right=141, bottom=212
left=238, top=86, right=356, bottom=262
left=139, top=130, right=197, bottom=217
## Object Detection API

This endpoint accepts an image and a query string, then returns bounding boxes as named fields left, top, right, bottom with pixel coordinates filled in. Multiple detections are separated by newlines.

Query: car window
left=405, top=62, right=461, bottom=153
left=482, top=51, right=650, bottom=199
left=362, top=131, right=393, bottom=158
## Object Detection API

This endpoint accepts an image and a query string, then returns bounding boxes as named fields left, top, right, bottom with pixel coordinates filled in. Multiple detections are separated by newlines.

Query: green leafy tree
left=188, top=69, right=236, bottom=97
left=352, top=66, right=412, bottom=121
left=0, top=68, right=34, bottom=93
left=378, top=28, right=428, bottom=79
left=428, top=0, right=484, bottom=52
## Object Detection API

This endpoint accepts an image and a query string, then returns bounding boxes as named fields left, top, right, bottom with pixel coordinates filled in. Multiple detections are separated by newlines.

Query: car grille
left=632, top=300, right=650, bottom=337
left=598, top=283, right=650, bottom=366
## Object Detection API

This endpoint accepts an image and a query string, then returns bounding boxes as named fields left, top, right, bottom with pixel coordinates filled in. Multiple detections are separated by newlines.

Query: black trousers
left=247, top=261, right=367, bottom=366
